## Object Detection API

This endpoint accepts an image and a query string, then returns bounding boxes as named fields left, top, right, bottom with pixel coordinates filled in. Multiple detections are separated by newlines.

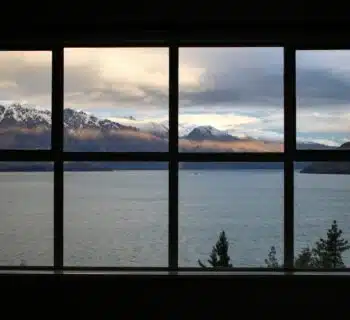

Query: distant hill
left=0, top=161, right=308, bottom=171
left=0, top=103, right=337, bottom=172
left=300, top=142, right=350, bottom=174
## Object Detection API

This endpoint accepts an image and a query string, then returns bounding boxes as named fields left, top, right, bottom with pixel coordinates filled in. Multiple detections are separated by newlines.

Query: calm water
left=0, top=170, right=349, bottom=267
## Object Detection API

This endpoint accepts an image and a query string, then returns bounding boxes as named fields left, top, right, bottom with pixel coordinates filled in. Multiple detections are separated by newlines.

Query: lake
left=0, top=169, right=349, bottom=267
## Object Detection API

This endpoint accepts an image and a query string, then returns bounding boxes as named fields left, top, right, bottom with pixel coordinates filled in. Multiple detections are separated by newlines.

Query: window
left=295, top=50, right=350, bottom=269
left=0, top=51, right=52, bottom=149
left=0, top=42, right=348, bottom=274
left=64, top=48, right=169, bottom=152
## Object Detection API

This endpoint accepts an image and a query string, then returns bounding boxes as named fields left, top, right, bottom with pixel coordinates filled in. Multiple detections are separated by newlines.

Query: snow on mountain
left=0, top=103, right=338, bottom=150
left=184, top=125, right=239, bottom=141
left=108, top=116, right=169, bottom=138
left=109, top=117, right=221, bottom=138
left=178, top=123, right=198, bottom=137
left=0, top=103, right=51, bottom=129
left=0, top=103, right=136, bottom=132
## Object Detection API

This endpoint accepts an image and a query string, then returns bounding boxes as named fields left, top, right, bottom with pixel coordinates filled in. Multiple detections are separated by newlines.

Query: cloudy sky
left=0, top=48, right=349, bottom=146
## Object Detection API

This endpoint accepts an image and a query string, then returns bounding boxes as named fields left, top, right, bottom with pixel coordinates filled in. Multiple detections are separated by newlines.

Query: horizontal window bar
left=0, top=266, right=55, bottom=271
left=3, top=43, right=350, bottom=50
left=1, top=150, right=347, bottom=162
left=63, top=152, right=170, bottom=162
left=177, top=267, right=350, bottom=273
left=178, top=152, right=285, bottom=162
left=0, top=150, right=53, bottom=161
left=62, top=267, right=171, bottom=271
left=2, top=271, right=350, bottom=277
left=1, top=266, right=350, bottom=273
left=295, top=150, right=350, bottom=161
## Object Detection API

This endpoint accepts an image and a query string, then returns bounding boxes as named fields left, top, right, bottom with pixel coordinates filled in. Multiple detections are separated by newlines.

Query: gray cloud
left=296, top=68, right=350, bottom=107
left=0, top=54, right=51, bottom=106
left=1, top=49, right=350, bottom=111
left=180, top=48, right=350, bottom=109
left=180, top=72, right=283, bottom=107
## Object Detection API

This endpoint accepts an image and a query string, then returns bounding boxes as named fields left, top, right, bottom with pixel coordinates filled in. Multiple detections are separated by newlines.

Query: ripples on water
left=0, top=170, right=349, bottom=267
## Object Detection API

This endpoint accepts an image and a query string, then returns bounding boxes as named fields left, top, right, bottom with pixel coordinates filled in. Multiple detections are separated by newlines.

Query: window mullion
left=168, top=44, right=179, bottom=271
left=284, top=46, right=296, bottom=270
left=52, top=47, right=64, bottom=270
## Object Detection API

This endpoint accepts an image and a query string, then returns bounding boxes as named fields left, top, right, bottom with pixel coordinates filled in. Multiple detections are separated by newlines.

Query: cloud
left=179, top=47, right=284, bottom=108
left=0, top=51, right=52, bottom=107
left=2, top=48, right=350, bottom=112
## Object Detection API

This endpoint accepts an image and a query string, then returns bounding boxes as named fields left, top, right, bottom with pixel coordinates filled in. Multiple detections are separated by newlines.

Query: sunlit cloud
left=0, top=48, right=350, bottom=145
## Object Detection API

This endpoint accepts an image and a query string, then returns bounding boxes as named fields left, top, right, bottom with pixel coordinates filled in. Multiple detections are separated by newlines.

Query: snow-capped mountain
left=184, top=125, right=240, bottom=141
left=0, top=103, right=337, bottom=151
left=0, top=103, right=136, bottom=132
left=108, top=117, right=211, bottom=138
left=63, top=109, right=136, bottom=132
left=108, top=116, right=169, bottom=138
left=0, top=103, right=51, bottom=129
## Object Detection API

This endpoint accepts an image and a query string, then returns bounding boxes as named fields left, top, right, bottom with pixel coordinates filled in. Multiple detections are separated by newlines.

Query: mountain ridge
left=0, top=103, right=344, bottom=171
left=300, top=142, right=350, bottom=174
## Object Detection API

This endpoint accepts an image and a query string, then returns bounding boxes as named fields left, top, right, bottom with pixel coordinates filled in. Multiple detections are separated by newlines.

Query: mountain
left=0, top=103, right=285, bottom=152
left=300, top=142, right=350, bottom=174
left=0, top=102, right=339, bottom=171
left=297, top=142, right=336, bottom=150
left=108, top=116, right=169, bottom=139
left=0, top=103, right=51, bottom=130
left=0, top=103, right=135, bottom=132
left=0, top=103, right=166, bottom=151
left=183, top=126, right=240, bottom=141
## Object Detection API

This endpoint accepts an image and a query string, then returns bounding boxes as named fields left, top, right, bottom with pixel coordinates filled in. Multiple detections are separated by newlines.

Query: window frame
left=0, top=38, right=349, bottom=274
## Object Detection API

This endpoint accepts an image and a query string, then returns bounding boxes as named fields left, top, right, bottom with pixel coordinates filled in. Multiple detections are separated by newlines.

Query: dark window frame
left=0, top=38, right=349, bottom=274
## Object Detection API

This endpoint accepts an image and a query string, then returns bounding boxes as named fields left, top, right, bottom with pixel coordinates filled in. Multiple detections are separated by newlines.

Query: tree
left=294, top=247, right=315, bottom=269
left=312, top=220, right=350, bottom=268
left=198, top=230, right=233, bottom=268
left=264, top=220, right=350, bottom=269
left=265, top=246, right=279, bottom=268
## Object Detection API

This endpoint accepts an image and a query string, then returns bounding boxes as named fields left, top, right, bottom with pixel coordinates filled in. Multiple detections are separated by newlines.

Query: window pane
left=179, top=162, right=284, bottom=267
left=64, top=162, right=168, bottom=266
left=295, top=162, right=350, bottom=269
left=0, top=51, right=52, bottom=149
left=0, top=162, right=53, bottom=266
left=179, top=48, right=284, bottom=153
left=64, top=48, right=169, bottom=152
left=296, top=50, right=350, bottom=149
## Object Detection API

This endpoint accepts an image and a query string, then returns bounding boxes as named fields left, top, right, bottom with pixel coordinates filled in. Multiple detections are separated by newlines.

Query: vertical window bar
left=52, top=47, right=64, bottom=269
left=169, top=44, right=179, bottom=270
left=284, top=46, right=296, bottom=270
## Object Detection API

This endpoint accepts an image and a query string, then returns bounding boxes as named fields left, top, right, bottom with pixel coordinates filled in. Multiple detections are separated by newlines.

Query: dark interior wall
left=1, top=9, right=349, bottom=309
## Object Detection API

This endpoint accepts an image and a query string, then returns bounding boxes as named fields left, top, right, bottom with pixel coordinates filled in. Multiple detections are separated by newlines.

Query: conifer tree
left=198, top=231, right=233, bottom=268
left=312, top=220, right=350, bottom=268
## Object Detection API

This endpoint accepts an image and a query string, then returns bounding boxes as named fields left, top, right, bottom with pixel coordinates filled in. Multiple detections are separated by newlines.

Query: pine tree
left=198, top=230, right=233, bottom=268
left=294, top=247, right=315, bottom=268
left=312, top=220, right=350, bottom=268
left=265, top=246, right=279, bottom=268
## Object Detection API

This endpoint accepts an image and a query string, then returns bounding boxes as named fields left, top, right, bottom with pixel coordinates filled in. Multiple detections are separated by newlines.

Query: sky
left=0, top=48, right=349, bottom=146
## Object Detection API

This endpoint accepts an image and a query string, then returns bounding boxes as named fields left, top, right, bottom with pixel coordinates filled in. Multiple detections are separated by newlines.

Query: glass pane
left=64, top=48, right=169, bottom=152
left=0, top=51, right=52, bottom=149
left=297, top=50, right=350, bottom=149
left=0, top=162, right=53, bottom=266
left=295, top=162, right=350, bottom=269
left=64, top=162, right=168, bottom=266
left=179, top=162, right=284, bottom=267
left=179, top=47, right=284, bottom=153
